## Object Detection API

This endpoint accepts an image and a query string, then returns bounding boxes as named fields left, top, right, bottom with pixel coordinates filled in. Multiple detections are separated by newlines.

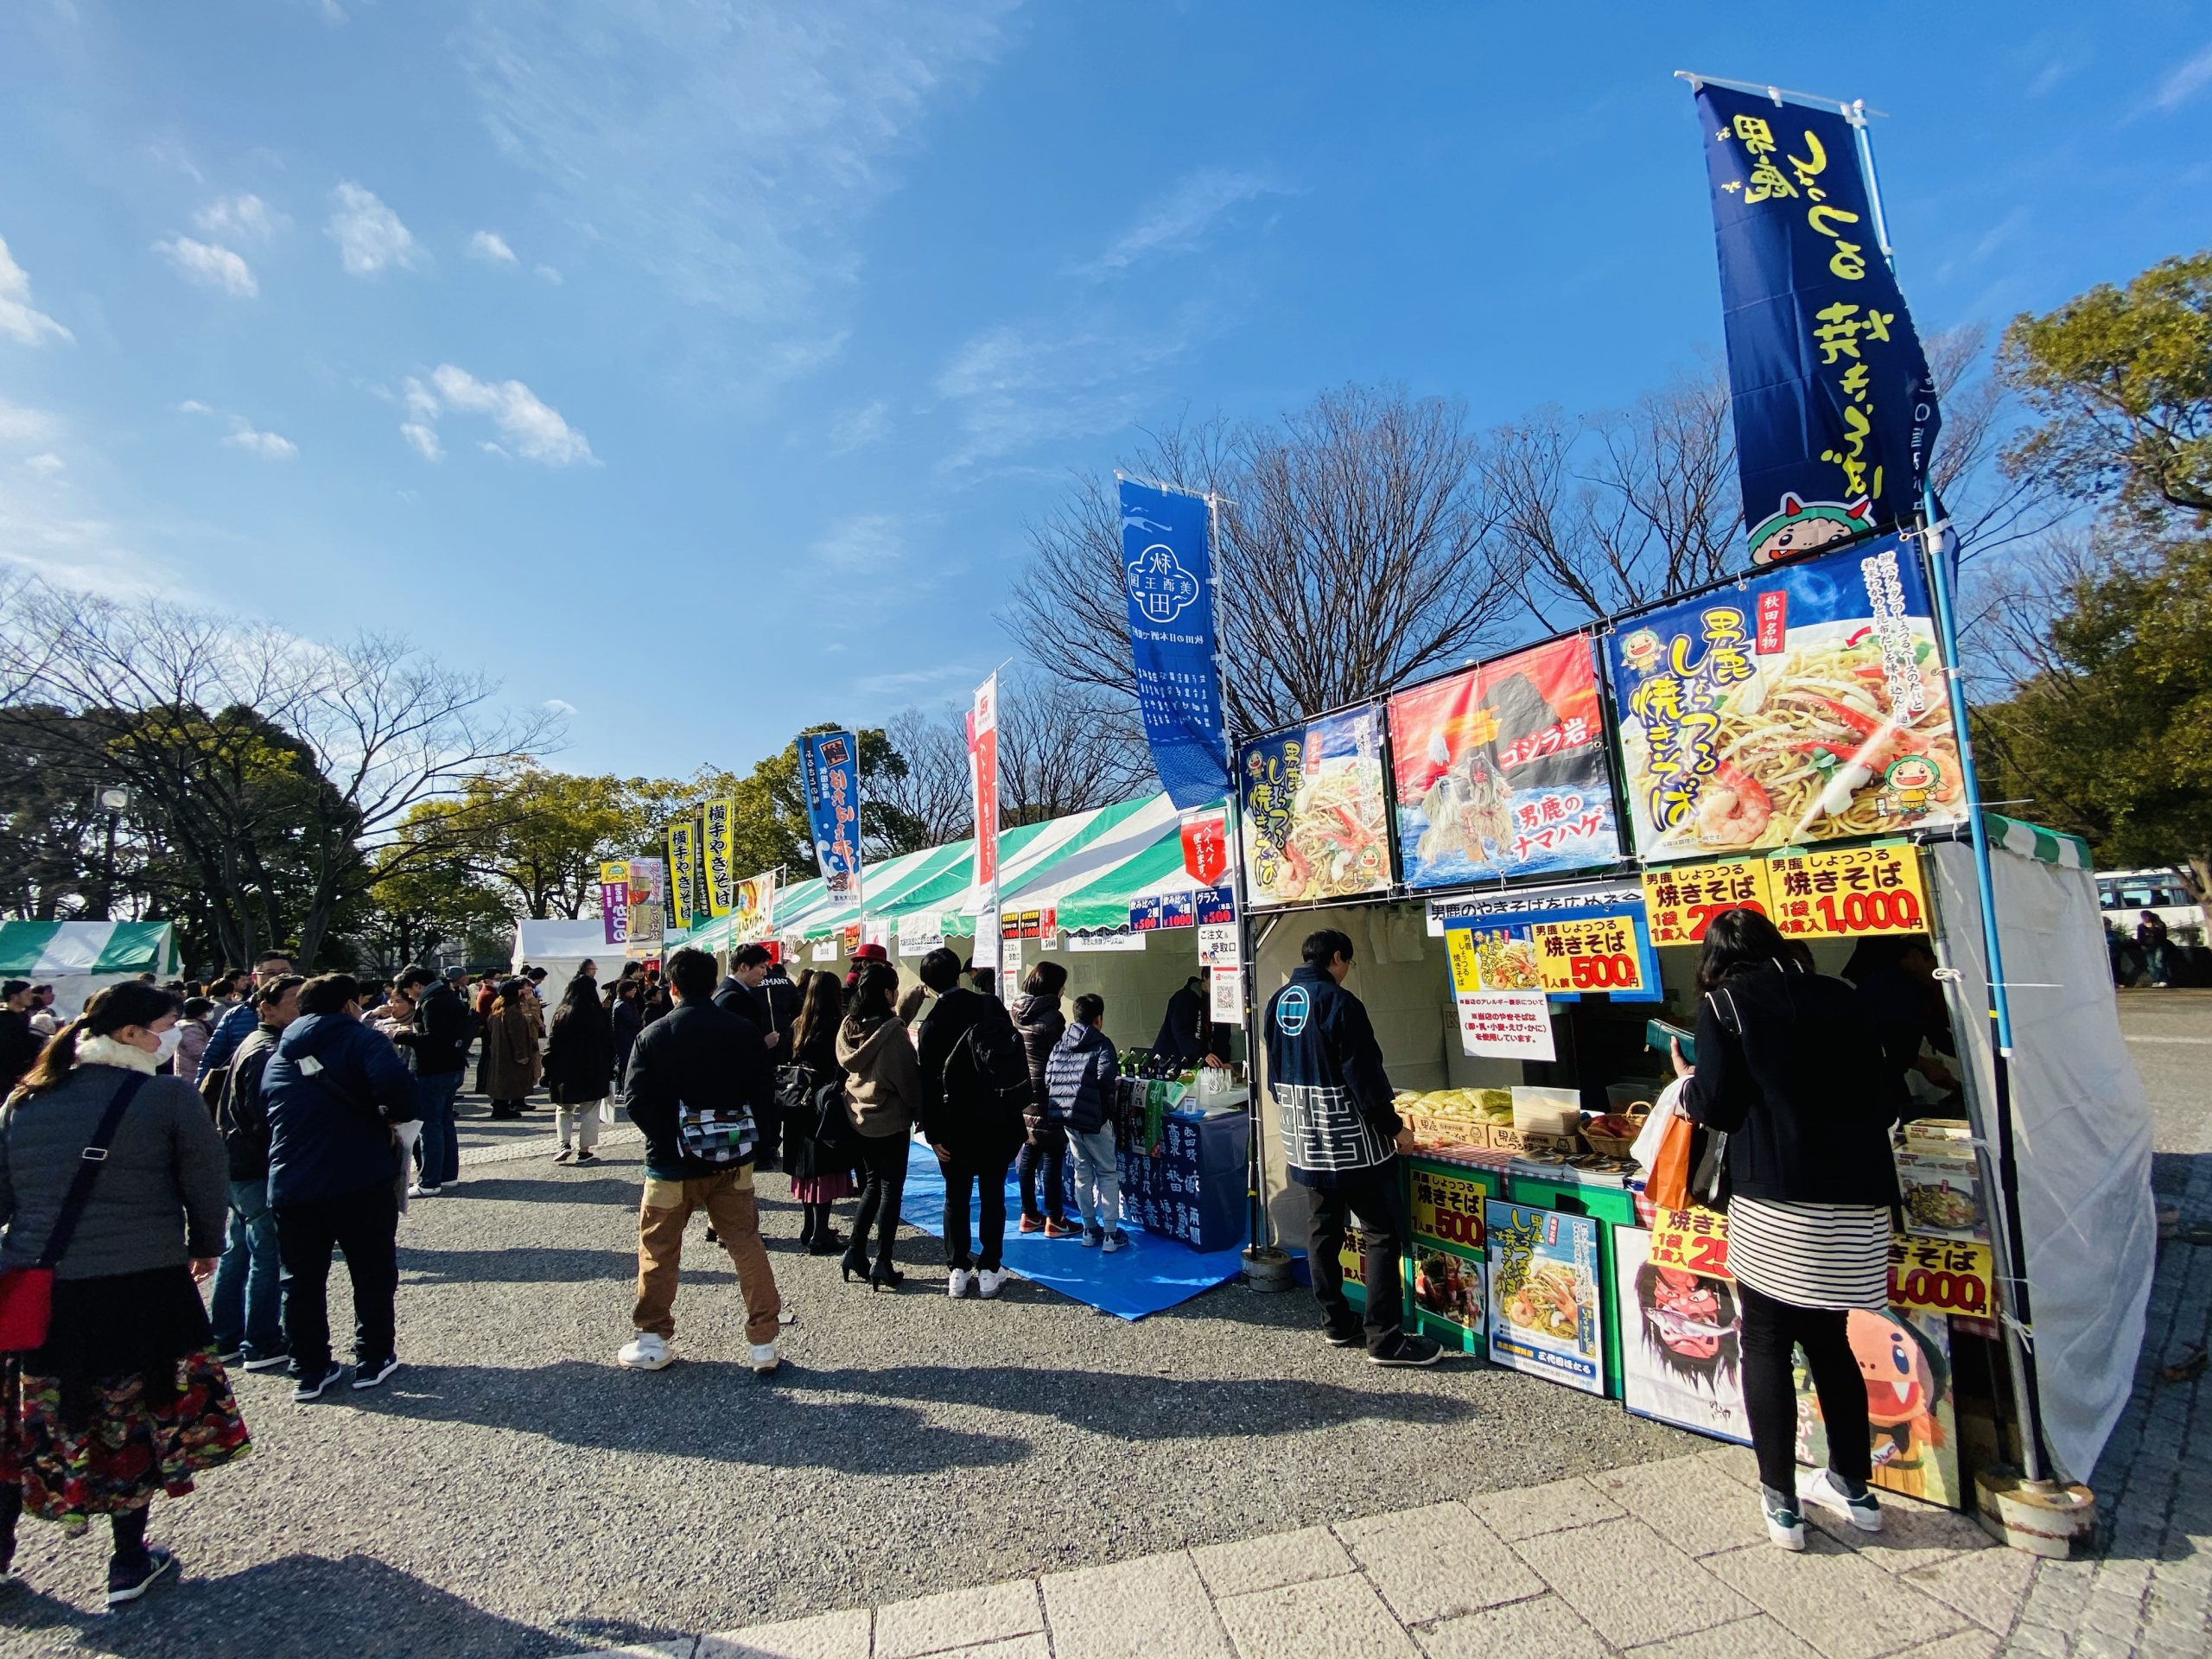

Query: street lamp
left=91, top=786, right=131, bottom=920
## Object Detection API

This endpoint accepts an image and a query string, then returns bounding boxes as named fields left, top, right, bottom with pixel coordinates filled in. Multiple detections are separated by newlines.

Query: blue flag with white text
left=798, top=731, right=862, bottom=906
left=1121, top=479, right=1230, bottom=808
left=1693, top=82, right=1941, bottom=566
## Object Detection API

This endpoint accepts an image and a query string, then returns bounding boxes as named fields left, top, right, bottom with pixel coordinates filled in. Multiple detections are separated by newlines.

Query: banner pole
left=1855, top=99, right=2048, bottom=1482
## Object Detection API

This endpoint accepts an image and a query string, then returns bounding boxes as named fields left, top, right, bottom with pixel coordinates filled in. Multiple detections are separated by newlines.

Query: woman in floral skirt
left=0, top=981, right=248, bottom=1607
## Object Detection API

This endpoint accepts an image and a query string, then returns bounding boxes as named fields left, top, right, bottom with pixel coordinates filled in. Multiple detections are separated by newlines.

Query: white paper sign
left=970, top=914, right=1001, bottom=969
left=1197, top=923, right=1242, bottom=969
left=1210, top=968, right=1242, bottom=1022
left=897, top=916, right=944, bottom=957
left=1066, top=930, right=1148, bottom=953
left=1000, top=938, right=1023, bottom=994
left=1456, top=989, right=1558, bottom=1061
left=810, top=939, right=838, bottom=963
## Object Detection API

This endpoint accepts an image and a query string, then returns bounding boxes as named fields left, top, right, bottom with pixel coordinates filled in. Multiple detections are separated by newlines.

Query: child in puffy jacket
left=1044, top=993, right=1124, bottom=1251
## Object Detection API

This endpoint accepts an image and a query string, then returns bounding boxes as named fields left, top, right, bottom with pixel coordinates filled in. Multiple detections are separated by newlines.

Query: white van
left=2096, top=868, right=2205, bottom=945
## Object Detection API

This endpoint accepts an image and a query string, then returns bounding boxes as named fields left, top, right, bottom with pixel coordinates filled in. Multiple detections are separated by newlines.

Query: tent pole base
left=1241, top=1246, right=1294, bottom=1293
left=1974, top=1466, right=2097, bottom=1558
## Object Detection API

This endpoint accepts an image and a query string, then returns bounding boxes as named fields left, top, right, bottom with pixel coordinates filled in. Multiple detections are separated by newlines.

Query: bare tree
left=1007, top=389, right=1520, bottom=737
left=1927, top=323, right=2065, bottom=569
left=0, top=580, right=558, bottom=965
left=877, top=706, right=971, bottom=847
left=1478, top=365, right=1738, bottom=631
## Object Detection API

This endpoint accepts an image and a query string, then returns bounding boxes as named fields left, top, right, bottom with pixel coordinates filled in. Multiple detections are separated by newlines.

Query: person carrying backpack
left=207, top=973, right=303, bottom=1372
left=912, top=947, right=1029, bottom=1300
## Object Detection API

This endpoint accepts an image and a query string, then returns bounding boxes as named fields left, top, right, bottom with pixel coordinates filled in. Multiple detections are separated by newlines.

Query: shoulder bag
left=0, top=1071, right=152, bottom=1352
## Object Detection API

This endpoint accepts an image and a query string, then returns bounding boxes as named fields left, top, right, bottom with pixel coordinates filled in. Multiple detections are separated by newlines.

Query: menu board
left=1238, top=707, right=1392, bottom=909
left=1606, top=537, right=1965, bottom=860
left=1389, top=637, right=1622, bottom=887
left=1614, top=1226, right=1751, bottom=1446
left=1765, top=842, right=1930, bottom=938
left=1485, top=1201, right=1604, bottom=1395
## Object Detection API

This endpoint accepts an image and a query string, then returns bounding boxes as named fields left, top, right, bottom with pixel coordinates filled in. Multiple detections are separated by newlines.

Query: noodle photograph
left=1237, top=707, right=1394, bottom=908
left=1606, top=538, right=1967, bottom=860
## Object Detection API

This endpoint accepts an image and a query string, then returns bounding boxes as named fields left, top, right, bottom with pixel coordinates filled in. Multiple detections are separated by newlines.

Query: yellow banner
left=1641, top=857, right=1776, bottom=947
left=1766, top=842, right=1930, bottom=938
left=1530, top=914, right=1647, bottom=995
left=1408, top=1162, right=1494, bottom=1255
left=664, top=822, right=696, bottom=931
left=1887, top=1234, right=1996, bottom=1319
left=700, top=798, right=736, bottom=918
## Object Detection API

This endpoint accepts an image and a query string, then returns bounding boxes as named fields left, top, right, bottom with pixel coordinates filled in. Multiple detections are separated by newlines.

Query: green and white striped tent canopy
left=0, top=921, right=180, bottom=1018
left=1984, top=811, right=2094, bottom=871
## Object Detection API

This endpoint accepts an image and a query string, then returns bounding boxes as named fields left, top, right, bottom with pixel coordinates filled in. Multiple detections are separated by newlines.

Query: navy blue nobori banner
left=798, top=731, right=862, bottom=906
left=1693, top=83, right=1942, bottom=565
left=1121, top=478, right=1231, bottom=809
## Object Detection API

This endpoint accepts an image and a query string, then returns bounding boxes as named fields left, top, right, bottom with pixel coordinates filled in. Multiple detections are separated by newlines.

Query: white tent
left=0, top=921, right=180, bottom=1019
left=512, top=918, right=624, bottom=1014
left=1932, top=817, right=2158, bottom=1485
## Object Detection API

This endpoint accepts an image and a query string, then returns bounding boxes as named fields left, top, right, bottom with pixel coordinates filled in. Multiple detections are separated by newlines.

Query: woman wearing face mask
left=0, top=982, right=245, bottom=1606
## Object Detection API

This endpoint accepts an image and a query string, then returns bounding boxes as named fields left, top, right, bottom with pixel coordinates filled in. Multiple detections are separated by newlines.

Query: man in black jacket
left=1154, top=975, right=1231, bottom=1069
left=0, top=981, right=41, bottom=1098
left=209, top=974, right=302, bottom=1371
left=619, top=946, right=782, bottom=1374
left=391, top=965, right=470, bottom=1197
left=912, top=947, right=1026, bottom=1299
left=1264, top=929, right=1440, bottom=1367
left=715, top=944, right=796, bottom=1167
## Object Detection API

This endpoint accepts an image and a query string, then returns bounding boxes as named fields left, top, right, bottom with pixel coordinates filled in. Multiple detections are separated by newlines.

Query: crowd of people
left=0, top=897, right=1916, bottom=1605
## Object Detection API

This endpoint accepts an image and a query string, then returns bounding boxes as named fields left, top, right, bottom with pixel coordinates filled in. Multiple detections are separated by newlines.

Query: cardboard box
left=1904, top=1118, right=1976, bottom=1155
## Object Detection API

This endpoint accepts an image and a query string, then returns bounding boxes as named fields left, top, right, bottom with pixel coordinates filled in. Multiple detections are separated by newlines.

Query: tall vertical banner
left=969, top=673, right=1001, bottom=899
left=1692, top=83, right=1941, bottom=565
left=700, top=798, right=736, bottom=918
left=664, top=821, right=697, bottom=931
left=626, top=856, right=667, bottom=951
left=1121, top=479, right=1230, bottom=809
left=799, top=731, right=864, bottom=906
left=599, top=860, right=632, bottom=946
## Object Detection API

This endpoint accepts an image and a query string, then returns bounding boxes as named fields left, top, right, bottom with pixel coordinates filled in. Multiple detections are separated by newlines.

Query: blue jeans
left=210, top=1177, right=283, bottom=1358
left=415, top=1071, right=462, bottom=1186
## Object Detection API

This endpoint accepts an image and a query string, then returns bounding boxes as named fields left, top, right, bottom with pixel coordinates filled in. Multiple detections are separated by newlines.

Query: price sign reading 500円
left=1766, top=843, right=1929, bottom=939
left=1529, top=915, right=1647, bottom=995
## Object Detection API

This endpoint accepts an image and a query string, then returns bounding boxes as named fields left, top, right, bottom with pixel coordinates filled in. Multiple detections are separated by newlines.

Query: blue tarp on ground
left=895, top=1137, right=1245, bottom=1321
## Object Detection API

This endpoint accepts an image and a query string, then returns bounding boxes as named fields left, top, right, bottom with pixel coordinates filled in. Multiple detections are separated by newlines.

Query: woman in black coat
left=781, top=971, right=855, bottom=1254
left=1010, top=960, right=1077, bottom=1236
left=608, top=979, right=644, bottom=1093
left=543, top=976, right=614, bottom=1165
left=1674, top=906, right=1904, bottom=1553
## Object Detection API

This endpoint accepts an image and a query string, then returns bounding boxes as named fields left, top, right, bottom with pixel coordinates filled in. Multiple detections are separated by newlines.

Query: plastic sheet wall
left=1931, top=842, right=2157, bottom=1484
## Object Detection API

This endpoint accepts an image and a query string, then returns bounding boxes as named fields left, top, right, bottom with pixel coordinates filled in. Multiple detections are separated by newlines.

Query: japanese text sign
left=1645, top=1206, right=1734, bottom=1281
left=1122, top=479, right=1230, bottom=809
left=1766, top=842, right=1929, bottom=938
left=600, top=859, right=631, bottom=946
left=1389, top=636, right=1622, bottom=887
left=1606, top=538, right=1964, bottom=859
left=1642, top=858, right=1776, bottom=947
left=1410, top=1164, right=1496, bottom=1256
left=969, top=675, right=1001, bottom=895
left=1691, top=83, right=1942, bottom=564
left=799, top=731, right=863, bottom=906
left=1237, top=708, right=1392, bottom=909
left=701, top=798, right=736, bottom=918
left=1887, top=1235, right=1996, bottom=1319
left=664, top=821, right=696, bottom=931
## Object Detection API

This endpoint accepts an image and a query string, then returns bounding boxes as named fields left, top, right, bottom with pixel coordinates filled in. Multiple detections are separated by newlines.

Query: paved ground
left=2, top=992, right=2203, bottom=1656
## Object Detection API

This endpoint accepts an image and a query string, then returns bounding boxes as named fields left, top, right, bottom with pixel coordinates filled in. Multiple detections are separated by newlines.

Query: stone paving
left=554, top=993, right=2212, bottom=1659
left=575, top=1445, right=2042, bottom=1658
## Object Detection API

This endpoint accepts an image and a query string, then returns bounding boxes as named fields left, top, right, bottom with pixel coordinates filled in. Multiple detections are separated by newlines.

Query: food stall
left=1236, top=536, right=2154, bottom=1510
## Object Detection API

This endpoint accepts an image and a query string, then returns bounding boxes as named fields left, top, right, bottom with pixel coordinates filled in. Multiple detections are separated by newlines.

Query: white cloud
left=317, top=0, right=348, bottom=24
left=24, top=452, right=64, bottom=476
left=1078, top=168, right=1287, bottom=279
left=327, top=182, right=421, bottom=276
left=809, top=512, right=904, bottom=571
left=932, top=312, right=1201, bottom=472
left=408, top=363, right=594, bottom=466
left=456, top=1, right=1014, bottom=379
left=543, top=697, right=577, bottom=716
left=467, top=229, right=518, bottom=265
left=0, top=397, right=59, bottom=445
left=2155, top=43, right=2212, bottom=111
left=0, top=234, right=73, bottom=345
left=194, top=194, right=281, bottom=242
left=827, top=398, right=891, bottom=454
left=222, top=419, right=298, bottom=461
left=533, top=264, right=563, bottom=284
left=155, top=235, right=258, bottom=297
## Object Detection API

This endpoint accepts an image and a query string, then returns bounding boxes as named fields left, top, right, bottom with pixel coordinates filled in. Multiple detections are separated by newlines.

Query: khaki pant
left=632, top=1168, right=783, bottom=1345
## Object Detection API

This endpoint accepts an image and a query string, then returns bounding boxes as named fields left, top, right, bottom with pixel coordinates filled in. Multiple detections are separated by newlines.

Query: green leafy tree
left=1976, top=535, right=2212, bottom=900
left=2000, top=251, right=2212, bottom=519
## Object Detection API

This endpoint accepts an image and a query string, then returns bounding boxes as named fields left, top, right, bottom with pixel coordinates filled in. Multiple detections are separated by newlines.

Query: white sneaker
left=1761, top=1491, right=1808, bottom=1551
left=976, top=1267, right=1010, bottom=1300
left=406, top=1183, right=438, bottom=1198
left=749, top=1341, right=779, bottom=1375
left=617, top=1332, right=672, bottom=1370
left=947, top=1268, right=977, bottom=1299
left=1802, top=1469, right=1884, bottom=1533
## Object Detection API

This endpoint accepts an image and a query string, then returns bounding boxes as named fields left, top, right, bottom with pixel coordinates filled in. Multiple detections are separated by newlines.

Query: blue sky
left=3, top=2, right=2209, bottom=780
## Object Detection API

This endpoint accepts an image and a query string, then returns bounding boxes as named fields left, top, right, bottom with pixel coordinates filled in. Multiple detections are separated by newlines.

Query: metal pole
left=1848, top=104, right=2050, bottom=1482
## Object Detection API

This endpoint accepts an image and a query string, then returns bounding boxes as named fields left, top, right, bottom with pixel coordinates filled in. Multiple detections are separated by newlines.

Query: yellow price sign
left=1765, top=842, right=1930, bottom=938
left=1887, top=1234, right=1996, bottom=1318
left=1641, top=857, right=1776, bottom=947
left=1529, top=915, right=1646, bottom=995
left=1408, top=1163, right=1495, bottom=1253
